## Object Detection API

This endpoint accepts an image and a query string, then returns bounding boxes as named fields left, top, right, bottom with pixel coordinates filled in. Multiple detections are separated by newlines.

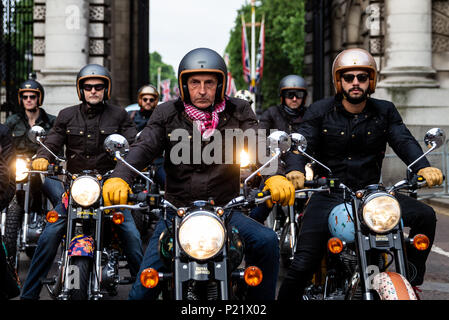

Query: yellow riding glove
left=262, top=175, right=295, bottom=208
left=102, top=177, right=132, bottom=207
left=32, top=158, right=49, bottom=171
left=286, top=170, right=305, bottom=190
left=417, top=167, right=443, bottom=187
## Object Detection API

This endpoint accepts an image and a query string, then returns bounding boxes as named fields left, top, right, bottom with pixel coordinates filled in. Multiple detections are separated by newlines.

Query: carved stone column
left=377, top=0, right=438, bottom=88
left=40, top=0, right=89, bottom=115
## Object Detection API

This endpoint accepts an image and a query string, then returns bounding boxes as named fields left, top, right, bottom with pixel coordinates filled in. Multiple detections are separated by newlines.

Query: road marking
left=430, top=245, right=449, bottom=259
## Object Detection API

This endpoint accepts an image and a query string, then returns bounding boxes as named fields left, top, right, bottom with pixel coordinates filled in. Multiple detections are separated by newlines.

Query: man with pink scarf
left=103, top=48, right=295, bottom=300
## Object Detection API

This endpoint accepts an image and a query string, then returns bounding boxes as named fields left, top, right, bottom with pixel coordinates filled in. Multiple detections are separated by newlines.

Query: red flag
left=161, top=79, right=171, bottom=102
left=241, top=15, right=251, bottom=85
left=224, top=54, right=237, bottom=97
left=255, top=16, right=265, bottom=84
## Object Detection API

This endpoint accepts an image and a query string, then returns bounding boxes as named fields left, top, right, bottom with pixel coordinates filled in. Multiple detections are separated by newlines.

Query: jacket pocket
left=66, top=126, right=85, bottom=147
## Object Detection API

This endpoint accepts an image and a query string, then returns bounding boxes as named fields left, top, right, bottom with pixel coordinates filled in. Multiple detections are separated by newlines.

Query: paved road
left=12, top=206, right=449, bottom=300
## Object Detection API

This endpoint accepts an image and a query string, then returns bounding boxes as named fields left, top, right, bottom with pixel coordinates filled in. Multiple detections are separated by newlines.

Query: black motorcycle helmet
left=76, top=64, right=112, bottom=102
left=17, top=79, right=45, bottom=107
left=178, top=48, right=227, bottom=104
left=278, top=74, right=308, bottom=107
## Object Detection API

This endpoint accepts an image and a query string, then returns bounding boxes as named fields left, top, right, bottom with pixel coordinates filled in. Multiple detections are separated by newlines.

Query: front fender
left=372, top=271, right=417, bottom=300
left=68, top=234, right=95, bottom=258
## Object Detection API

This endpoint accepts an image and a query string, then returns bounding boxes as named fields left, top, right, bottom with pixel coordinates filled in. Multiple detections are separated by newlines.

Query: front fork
left=60, top=203, right=103, bottom=300
left=352, top=199, right=410, bottom=300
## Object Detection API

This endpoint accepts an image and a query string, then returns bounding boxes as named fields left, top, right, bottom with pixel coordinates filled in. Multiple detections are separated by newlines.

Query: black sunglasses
left=341, top=73, right=369, bottom=83
left=83, top=83, right=106, bottom=91
left=22, top=95, right=37, bottom=100
left=143, top=97, right=156, bottom=103
left=284, top=91, right=305, bottom=99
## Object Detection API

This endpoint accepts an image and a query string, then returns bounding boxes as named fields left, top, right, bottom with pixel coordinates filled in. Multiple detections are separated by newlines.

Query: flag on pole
left=161, top=79, right=171, bottom=102
left=241, top=15, right=251, bottom=85
left=224, top=53, right=237, bottom=97
left=255, top=16, right=265, bottom=84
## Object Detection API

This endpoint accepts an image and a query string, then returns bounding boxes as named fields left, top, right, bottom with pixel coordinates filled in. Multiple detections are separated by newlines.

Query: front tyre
left=68, top=256, right=92, bottom=300
left=4, top=196, right=23, bottom=268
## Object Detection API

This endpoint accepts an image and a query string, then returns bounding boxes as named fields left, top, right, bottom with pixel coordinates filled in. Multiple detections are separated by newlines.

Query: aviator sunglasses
left=22, top=94, right=37, bottom=100
left=341, top=73, right=369, bottom=83
left=284, top=91, right=305, bottom=99
left=142, top=97, right=156, bottom=103
left=83, top=83, right=106, bottom=91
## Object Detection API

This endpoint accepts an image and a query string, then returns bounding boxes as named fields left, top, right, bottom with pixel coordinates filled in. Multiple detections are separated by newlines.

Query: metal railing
left=1, top=0, right=34, bottom=122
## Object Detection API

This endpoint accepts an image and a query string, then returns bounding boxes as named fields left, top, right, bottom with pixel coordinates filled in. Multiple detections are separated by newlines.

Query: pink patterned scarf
left=184, top=99, right=226, bottom=138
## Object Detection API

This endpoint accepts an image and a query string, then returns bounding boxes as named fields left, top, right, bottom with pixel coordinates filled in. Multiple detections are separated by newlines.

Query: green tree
left=226, top=0, right=305, bottom=109
left=149, top=51, right=177, bottom=90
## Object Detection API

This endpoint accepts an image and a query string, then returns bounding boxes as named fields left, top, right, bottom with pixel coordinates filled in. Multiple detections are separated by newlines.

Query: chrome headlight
left=362, top=193, right=401, bottom=233
left=178, top=211, right=226, bottom=260
left=16, top=158, right=30, bottom=182
left=70, top=176, right=101, bottom=207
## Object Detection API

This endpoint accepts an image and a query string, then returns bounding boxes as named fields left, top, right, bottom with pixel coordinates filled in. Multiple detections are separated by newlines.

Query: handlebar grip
left=304, top=177, right=327, bottom=188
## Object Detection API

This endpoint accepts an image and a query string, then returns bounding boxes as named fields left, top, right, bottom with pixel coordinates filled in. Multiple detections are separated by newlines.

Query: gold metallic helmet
left=137, top=84, right=159, bottom=102
left=332, top=48, right=377, bottom=94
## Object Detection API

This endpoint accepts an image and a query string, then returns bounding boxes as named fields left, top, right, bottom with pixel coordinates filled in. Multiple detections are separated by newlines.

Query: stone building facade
left=32, top=0, right=149, bottom=116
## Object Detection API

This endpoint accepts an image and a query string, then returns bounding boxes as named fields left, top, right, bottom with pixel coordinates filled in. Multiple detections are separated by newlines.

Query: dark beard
left=342, top=88, right=368, bottom=104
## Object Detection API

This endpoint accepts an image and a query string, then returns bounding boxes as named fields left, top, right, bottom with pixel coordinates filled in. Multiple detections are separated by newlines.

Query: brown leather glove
left=286, top=170, right=305, bottom=190
left=262, top=175, right=295, bottom=208
left=32, top=158, right=49, bottom=171
left=417, top=167, right=443, bottom=187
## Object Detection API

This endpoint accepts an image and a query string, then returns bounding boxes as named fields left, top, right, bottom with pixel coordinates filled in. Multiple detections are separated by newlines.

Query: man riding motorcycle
left=102, top=47, right=295, bottom=300
left=251, top=75, right=309, bottom=223
left=5, top=79, right=56, bottom=157
left=20, top=64, right=143, bottom=300
left=5, top=79, right=56, bottom=207
left=129, top=84, right=160, bottom=132
left=277, top=48, right=443, bottom=300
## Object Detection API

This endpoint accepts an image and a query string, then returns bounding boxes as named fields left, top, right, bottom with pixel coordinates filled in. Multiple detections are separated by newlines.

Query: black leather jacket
left=5, top=108, right=56, bottom=157
left=284, top=96, right=430, bottom=190
left=36, top=102, right=137, bottom=175
left=112, top=97, right=264, bottom=207
left=258, top=104, right=305, bottom=136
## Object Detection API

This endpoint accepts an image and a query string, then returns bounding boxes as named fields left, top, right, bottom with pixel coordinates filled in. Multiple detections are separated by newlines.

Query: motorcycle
left=27, top=129, right=137, bottom=300
left=100, top=131, right=294, bottom=300
left=1, top=127, right=56, bottom=269
left=290, top=128, right=445, bottom=300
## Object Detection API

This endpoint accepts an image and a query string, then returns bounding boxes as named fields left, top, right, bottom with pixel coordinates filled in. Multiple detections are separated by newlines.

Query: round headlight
left=70, top=176, right=101, bottom=207
left=362, top=194, right=401, bottom=233
left=16, top=158, right=30, bottom=182
left=178, top=211, right=226, bottom=260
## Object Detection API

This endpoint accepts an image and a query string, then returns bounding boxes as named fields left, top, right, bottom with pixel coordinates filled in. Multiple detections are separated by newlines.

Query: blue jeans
left=128, top=210, right=279, bottom=300
left=20, top=177, right=143, bottom=300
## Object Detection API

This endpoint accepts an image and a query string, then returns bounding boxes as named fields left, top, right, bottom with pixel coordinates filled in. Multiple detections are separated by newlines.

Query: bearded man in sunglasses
left=278, top=48, right=443, bottom=300
left=129, top=85, right=160, bottom=132
left=21, top=64, right=142, bottom=300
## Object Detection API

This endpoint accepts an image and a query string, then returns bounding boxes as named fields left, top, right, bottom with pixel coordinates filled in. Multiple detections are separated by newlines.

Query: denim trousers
left=20, top=177, right=143, bottom=300
left=128, top=210, right=280, bottom=300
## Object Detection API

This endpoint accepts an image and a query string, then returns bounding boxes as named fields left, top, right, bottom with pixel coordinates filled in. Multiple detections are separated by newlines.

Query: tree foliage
left=225, top=0, right=305, bottom=109
left=149, top=51, right=177, bottom=89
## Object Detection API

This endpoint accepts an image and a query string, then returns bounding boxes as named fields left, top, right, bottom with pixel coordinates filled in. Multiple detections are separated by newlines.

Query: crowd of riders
left=0, top=46, right=443, bottom=300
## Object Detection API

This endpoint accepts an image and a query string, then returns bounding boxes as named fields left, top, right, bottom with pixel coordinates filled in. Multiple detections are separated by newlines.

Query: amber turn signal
left=140, top=268, right=159, bottom=288
left=327, top=237, right=344, bottom=254
left=112, top=212, right=125, bottom=225
left=412, top=234, right=430, bottom=251
left=244, top=266, right=263, bottom=287
left=46, top=210, right=59, bottom=223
